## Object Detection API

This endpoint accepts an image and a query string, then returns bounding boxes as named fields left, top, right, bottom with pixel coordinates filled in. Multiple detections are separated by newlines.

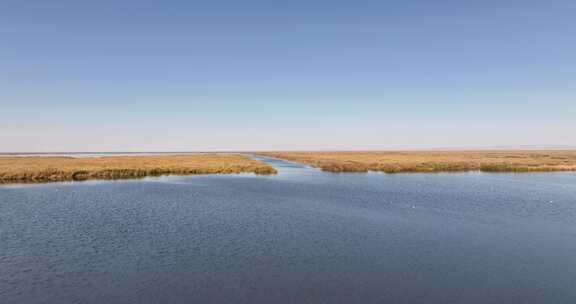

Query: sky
left=1, top=0, right=575, bottom=152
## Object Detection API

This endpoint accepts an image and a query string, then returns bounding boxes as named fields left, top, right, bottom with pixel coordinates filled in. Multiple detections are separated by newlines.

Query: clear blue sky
left=1, top=0, right=575, bottom=152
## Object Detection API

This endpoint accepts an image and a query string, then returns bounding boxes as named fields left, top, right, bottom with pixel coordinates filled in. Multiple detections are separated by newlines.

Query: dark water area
left=1, top=156, right=576, bottom=303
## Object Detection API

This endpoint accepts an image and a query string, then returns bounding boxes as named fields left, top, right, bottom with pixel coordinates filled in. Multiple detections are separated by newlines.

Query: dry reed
left=0, top=154, right=276, bottom=184
left=260, top=151, right=576, bottom=173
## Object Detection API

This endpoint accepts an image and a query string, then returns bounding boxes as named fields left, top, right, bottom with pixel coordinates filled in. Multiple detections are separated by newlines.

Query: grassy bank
left=260, top=151, right=576, bottom=173
left=0, top=154, right=276, bottom=184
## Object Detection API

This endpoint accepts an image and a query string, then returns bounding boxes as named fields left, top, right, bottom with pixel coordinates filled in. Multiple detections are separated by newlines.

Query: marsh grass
left=0, top=154, right=276, bottom=184
left=261, top=151, right=576, bottom=173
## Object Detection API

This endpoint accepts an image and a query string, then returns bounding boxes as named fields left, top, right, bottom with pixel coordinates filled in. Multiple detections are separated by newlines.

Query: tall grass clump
left=260, top=151, right=576, bottom=174
left=0, top=154, right=276, bottom=184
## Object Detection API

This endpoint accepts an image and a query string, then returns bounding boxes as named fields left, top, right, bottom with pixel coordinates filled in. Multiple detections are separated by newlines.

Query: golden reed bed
left=260, top=151, right=576, bottom=173
left=0, top=154, right=276, bottom=184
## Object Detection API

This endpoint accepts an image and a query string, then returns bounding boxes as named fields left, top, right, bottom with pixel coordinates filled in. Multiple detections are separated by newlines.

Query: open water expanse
left=1, top=156, right=576, bottom=303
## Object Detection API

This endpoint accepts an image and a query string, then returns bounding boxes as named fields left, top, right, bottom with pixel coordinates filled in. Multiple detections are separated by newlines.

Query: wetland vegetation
left=0, top=154, right=276, bottom=183
left=260, top=150, right=576, bottom=173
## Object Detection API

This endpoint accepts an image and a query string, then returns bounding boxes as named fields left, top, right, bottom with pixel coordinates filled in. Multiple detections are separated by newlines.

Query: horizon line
left=2, top=145, right=576, bottom=155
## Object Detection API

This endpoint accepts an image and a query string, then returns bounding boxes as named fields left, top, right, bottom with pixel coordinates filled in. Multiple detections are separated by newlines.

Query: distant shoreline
left=2, top=146, right=576, bottom=156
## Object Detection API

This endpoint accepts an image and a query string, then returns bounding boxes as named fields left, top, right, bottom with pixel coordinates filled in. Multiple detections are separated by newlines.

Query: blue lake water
left=1, top=156, right=576, bottom=303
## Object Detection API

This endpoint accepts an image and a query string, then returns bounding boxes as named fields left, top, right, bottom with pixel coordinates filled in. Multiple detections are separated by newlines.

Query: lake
left=1, top=156, right=576, bottom=303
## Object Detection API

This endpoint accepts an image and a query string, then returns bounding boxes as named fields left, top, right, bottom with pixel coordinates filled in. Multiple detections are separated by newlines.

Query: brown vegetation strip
left=260, top=151, right=576, bottom=173
left=0, top=154, right=276, bottom=184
